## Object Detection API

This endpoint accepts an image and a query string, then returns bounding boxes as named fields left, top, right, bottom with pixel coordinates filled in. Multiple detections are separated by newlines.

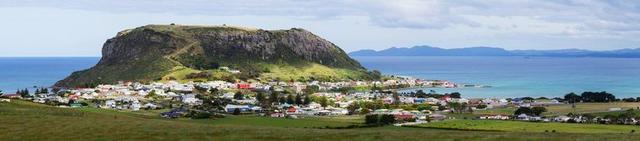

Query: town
left=3, top=77, right=640, bottom=127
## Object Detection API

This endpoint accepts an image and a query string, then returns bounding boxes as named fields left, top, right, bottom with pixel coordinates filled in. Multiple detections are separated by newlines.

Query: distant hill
left=56, top=24, right=378, bottom=87
left=349, top=46, right=640, bottom=58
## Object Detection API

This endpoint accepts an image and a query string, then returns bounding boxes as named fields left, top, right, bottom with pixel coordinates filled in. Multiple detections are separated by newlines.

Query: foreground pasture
left=1, top=100, right=639, bottom=141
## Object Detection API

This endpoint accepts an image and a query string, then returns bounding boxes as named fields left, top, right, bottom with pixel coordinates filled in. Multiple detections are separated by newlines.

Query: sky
left=1, top=0, right=639, bottom=57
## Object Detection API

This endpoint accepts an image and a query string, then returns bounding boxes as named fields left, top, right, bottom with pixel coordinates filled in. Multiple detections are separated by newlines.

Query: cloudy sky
left=1, top=0, right=639, bottom=57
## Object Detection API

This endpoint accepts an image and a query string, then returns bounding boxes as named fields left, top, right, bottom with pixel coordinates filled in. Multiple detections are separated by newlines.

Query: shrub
left=380, top=114, right=396, bottom=124
left=188, top=111, right=212, bottom=119
left=365, top=114, right=379, bottom=124
left=233, top=108, right=241, bottom=115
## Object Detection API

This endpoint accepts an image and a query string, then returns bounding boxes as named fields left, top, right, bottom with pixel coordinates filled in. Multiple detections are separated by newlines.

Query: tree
left=303, top=95, right=312, bottom=105
left=19, top=88, right=30, bottom=98
left=448, top=92, right=461, bottom=98
left=256, top=92, right=265, bottom=103
left=279, top=96, right=286, bottom=104
left=303, top=85, right=319, bottom=94
left=319, top=96, right=328, bottom=108
left=417, top=104, right=432, bottom=111
left=294, top=94, right=303, bottom=105
left=580, top=91, right=615, bottom=102
left=392, top=92, right=400, bottom=105
left=0, top=90, right=3, bottom=95
left=233, top=108, right=241, bottom=115
left=448, top=102, right=467, bottom=113
left=514, top=107, right=533, bottom=116
left=564, top=92, right=581, bottom=103
left=209, top=88, right=219, bottom=95
left=531, top=106, right=547, bottom=116
left=145, top=90, right=157, bottom=99
left=286, top=94, right=294, bottom=104
left=233, top=92, right=243, bottom=100
left=347, top=102, right=360, bottom=115
left=270, top=92, right=279, bottom=105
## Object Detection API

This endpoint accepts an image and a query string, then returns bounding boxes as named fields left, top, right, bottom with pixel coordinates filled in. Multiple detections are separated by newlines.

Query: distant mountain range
left=349, top=46, right=640, bottom=58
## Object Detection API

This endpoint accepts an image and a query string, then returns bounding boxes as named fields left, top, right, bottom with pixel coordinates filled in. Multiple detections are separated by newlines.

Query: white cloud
left=3, top=0, right=638, bottom=36
left=1, top=0, right=639, bottom=56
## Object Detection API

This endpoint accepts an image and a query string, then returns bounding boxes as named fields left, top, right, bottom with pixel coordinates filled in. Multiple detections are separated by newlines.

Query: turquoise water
left=1, top=57, right=639, bottom=98
left=0, top=57, right=99, bottom=93
left=353, top=56, right=640, bottom=98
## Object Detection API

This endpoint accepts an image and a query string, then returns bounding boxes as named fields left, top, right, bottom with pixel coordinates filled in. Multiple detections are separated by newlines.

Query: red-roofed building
left=1, top=94, right=21, bottom=99
left=236, top=83, right=250, bottom=89
left=286, top=107, right=298, bottom=114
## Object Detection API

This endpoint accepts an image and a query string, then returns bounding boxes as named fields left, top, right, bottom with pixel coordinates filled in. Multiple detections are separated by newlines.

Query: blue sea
left=0, top=57, right=99, bottom=93
left=1, top=57, right=639, bottom=98
left=353, top=56, right=640, bottom=98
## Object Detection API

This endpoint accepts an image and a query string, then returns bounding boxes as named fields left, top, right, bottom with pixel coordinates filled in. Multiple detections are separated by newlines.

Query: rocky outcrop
left=55, top=24, right=368, bottom=87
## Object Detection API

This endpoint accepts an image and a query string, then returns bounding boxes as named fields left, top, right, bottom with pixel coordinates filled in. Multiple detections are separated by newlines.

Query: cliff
left=55, top=24, right=375, bottom=87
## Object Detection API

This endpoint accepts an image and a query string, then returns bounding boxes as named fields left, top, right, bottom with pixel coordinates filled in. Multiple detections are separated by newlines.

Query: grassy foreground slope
left=416, top=119, right=640, bottom=133
left=1, top=101, right=639, bottom=141
left=475, top=102, right=640, bottom=116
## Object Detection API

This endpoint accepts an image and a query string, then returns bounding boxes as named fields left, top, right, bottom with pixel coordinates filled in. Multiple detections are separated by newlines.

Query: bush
left=380, top=114, right=396, bottom=124
left=188, top=111, right=212, bottom=119
left=233, top=108, right=241, bottom=115
left=365, top=114, right=379, bottom=124
left=365, top=114, right=396, bottom=125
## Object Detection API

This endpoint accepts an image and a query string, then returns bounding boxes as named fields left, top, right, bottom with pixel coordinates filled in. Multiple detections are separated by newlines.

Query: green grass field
left=474, top=102, right=640, bottom=116
left=2, top=100, right=640, bottom=141
left=416, top=119, right=640, bottom=133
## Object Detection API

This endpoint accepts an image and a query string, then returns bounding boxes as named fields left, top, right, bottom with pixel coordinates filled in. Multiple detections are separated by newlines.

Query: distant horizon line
left=0, top=56, right=101, bottom=58
left=353, top=46, right=640, bottom=52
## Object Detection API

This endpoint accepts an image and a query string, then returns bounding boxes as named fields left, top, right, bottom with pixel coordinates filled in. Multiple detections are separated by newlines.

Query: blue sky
left=1, top=0, right=639, bottom=57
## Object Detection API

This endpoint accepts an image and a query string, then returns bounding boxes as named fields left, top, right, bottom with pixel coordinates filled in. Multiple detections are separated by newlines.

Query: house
left=479, top=115, right=510, bottom=120
left=286, top=107, right=299, bottom=114
left=131, top=101, right=141, bottom=111
left=1, top=94, right=21, bottom=99
left=142, top=103, right=159, bottom=110
left=161, top=108, right=188, bottom=118
left=225, top=104, right=251, bottom=113
left=429, top=113, right=447, bottom=120
left=105, top=100, right=116, bottom=108
left=270, top=112, right=285, bottom=117
left=516, top=114, right=530, bottom=120
left=236, top=83, right=251, bottom=89
left=180, top=94, right=202, bottom=105
left=554, top=115, right=572, bottom=122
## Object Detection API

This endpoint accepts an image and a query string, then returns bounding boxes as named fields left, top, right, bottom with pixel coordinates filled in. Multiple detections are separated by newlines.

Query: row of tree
left=564, top=91, right=616, bottom=103
left=514, top=106, right=547, bottom=116
left=16, top=88, right=30, bottom=98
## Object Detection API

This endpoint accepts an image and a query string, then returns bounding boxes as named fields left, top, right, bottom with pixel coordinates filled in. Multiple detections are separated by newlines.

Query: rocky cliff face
left=55, top=25, right=369, bottom=87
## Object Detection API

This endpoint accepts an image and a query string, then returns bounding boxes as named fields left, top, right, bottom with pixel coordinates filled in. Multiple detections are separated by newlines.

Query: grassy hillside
left=475, top=102, right=640, bottom=116
left=416, top=119, right=640, bottom=133
left=2, top=100, right=640, bottom=141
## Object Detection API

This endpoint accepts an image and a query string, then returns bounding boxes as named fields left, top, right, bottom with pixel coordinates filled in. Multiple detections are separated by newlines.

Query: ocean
left=0, top=57, right=99, bottom=93
left=1, top=56, right=639, bottom=98
left=354, top=56, right=640, bottom=98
